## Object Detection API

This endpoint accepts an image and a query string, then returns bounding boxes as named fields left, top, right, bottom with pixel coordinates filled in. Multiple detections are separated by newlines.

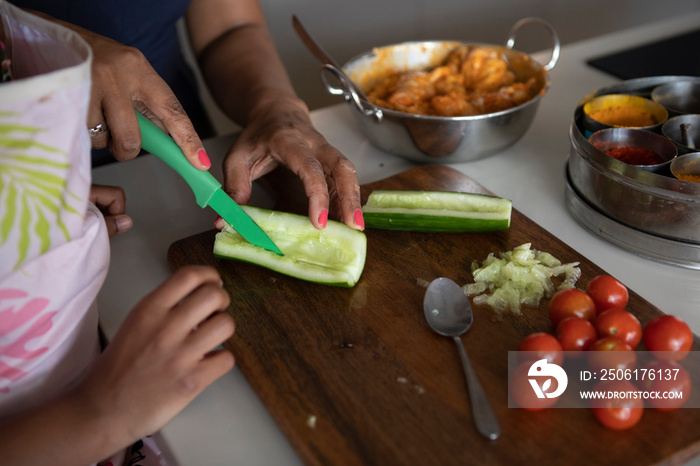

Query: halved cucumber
left=213, top=205, right=367, bottom=287
left=361, top=190, right=512, bottom=232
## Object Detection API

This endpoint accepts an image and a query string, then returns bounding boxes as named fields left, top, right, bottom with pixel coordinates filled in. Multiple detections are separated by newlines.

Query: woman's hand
left=0, top=266, right=234, bottom=465
left=187, top=0, right=363, bottom=230
left=25, top=10, right=211, bottom=170
left=89, top=184, right=132, bottom=237
left=221, top=98, right=363, bottom=230
left=73, top=265, right=235, bottom=451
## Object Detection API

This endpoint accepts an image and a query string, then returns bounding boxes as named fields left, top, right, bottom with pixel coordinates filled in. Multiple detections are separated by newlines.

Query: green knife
left=136, top=112, right=283, bottom=256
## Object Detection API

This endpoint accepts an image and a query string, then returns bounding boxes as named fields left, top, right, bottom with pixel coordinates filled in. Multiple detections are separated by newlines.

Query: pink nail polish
left=318, top=209, right=328, bottom=228
left=198, top=149, right=211, bottom=168
left=354, top=209, right=365, bottom=229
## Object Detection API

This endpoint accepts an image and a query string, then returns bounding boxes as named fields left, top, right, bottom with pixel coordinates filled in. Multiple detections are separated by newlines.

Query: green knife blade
left=136, top=112, right=283, bottom=256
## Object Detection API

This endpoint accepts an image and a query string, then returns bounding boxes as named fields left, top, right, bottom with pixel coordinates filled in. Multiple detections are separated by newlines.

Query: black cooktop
left=587, top=29, right=700, bottom=79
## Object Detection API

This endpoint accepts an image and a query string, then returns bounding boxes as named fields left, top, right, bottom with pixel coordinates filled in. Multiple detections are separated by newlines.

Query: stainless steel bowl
left=588, top=127, right=677, bottom=174
left=662, top=114, right=700, bottom=155
left=568, top=76, right=700, bottom=245
left=320, top=18, right=559, bottom=163
left=581, top=94, right=668, bottom=136
left=671, top=151, right=700, bottom=182
left=651, top=80, right=700, bottom=116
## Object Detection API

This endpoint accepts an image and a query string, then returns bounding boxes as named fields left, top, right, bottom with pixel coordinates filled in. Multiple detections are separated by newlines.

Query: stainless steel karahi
left=567, top=76, right=700, bottom=268
left=315, top=18, right=560, bottom=163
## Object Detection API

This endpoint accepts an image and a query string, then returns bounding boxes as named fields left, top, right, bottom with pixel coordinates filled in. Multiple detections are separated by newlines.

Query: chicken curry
left=365, top=44, right=545, bottom=117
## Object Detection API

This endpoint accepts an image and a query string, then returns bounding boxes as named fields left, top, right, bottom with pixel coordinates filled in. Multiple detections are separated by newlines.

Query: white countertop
left=93, top=12, right=700, bottom=466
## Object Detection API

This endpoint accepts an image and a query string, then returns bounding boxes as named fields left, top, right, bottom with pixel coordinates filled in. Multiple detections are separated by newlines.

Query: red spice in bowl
left=605, top=146, right=665, bottom=166
left=588, top=127, right=677, bottom=172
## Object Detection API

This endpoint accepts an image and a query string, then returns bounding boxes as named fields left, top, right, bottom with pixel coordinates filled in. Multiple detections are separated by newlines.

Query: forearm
left=184, top=0, right=362, bottom=229
left=0, top=390, right=130, bottom=466
left=187, top=4, right=309, bottom=127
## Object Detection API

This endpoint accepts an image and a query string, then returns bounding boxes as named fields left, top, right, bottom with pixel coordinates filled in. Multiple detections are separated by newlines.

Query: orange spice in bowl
left=670, top=152, right=700, bottom=183
left=676, top=173, right=700, bottom=183
left=582, top=94, right=668, bottom=135
left=587, top=105, right=657, bottom=128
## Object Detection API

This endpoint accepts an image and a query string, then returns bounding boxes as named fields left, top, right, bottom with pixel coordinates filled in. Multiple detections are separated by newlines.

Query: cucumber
left=213, top=205, right=367, bottom=287
left=361, top=190, right=511, bottom=232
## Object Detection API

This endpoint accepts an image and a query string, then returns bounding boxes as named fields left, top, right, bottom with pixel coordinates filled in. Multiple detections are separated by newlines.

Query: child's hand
left=89, top=184, right=133, bottom=236
left=72, top=265, right=235, bottom=450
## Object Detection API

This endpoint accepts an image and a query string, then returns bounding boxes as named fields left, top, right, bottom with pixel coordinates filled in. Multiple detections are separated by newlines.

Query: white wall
left=192, top=0, right=700, bottom=135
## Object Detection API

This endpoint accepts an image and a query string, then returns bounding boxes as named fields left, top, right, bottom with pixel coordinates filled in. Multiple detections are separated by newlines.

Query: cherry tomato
left=590, top=380, right=644, bottom=430
left=594, top=307, right=643, bottom=349
left=638, top=359, right=692, bottom=411
left=585, top=275, right=629, bottom=313
left=588, top=337, right=636, bottom=373
left=643, top=315, right=693, bottom=361
left=548, top=288, right=596, bottom=327
left=555, top=317, right=597, bottom=354
left=518, top=332, right=564, bottom=366
left=509, top=361, right=559, bottom=410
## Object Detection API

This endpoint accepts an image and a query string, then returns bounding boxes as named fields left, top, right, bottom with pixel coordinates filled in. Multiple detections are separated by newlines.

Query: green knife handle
left=136, top=112, right=220, bottom=207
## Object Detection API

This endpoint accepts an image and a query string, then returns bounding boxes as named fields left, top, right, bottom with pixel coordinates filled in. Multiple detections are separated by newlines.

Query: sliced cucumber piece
left=213, top=205, right=366, bottom=287
left=362, top=190, right=511, bottom=232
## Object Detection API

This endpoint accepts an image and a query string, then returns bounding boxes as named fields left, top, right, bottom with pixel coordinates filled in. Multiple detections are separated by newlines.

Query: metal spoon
left=423, top=277, right=501, bottom=440
left=680, top=123, right=695, bottom=149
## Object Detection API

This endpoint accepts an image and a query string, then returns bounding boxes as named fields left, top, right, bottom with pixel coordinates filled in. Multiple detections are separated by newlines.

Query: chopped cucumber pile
left=361, top=190, right=511, bottom=232
left=463, top=243, right=581, bottom=314
left=213, top=206, right=367, bottom=287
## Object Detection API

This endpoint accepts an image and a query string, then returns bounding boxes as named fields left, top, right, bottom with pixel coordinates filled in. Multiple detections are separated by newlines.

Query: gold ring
left=88, top=122, right=108, bottom=137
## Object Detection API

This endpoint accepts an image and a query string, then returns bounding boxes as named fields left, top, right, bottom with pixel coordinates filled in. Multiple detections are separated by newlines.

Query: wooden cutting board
left=167, top=164, right=700, bottom=466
